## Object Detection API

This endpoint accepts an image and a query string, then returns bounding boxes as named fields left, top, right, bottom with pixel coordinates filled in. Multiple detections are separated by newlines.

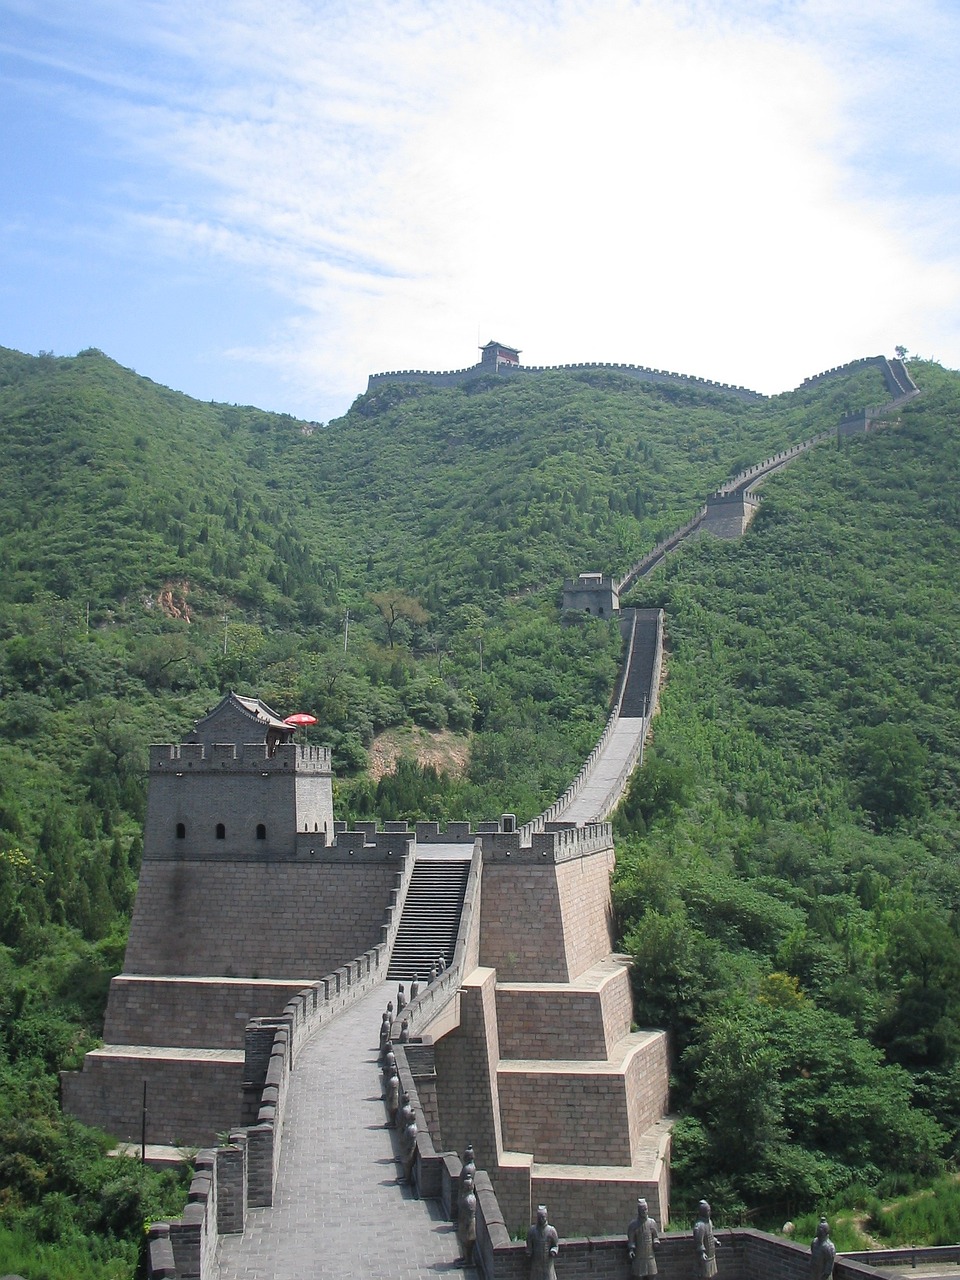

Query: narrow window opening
left=175, top=822, right=186, bottom=839
left=216, top=823, right=226, bottom=840
left=256, top=823, right=266, bottom=840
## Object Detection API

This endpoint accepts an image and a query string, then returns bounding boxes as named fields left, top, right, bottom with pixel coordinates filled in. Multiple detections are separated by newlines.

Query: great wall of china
left=62, top=354, right=923, bottom=1279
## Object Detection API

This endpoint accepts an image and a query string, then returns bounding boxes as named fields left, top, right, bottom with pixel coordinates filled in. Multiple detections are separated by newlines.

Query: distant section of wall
left=366, top=359, right=764, bottom=402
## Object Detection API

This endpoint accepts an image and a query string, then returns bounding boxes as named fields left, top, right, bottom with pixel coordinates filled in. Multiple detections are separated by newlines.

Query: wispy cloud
left=2, top=0, right=959, bottom=416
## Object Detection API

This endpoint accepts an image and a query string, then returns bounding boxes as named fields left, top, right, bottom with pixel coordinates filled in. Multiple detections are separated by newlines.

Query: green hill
left=1, top=343, right=959, bottom=1269
left=616, top=360, right=960, bottom=1220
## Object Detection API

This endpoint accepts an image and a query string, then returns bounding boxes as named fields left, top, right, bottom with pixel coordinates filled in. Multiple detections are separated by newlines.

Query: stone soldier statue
left=627, top=1197, right=660, bottom=1277
left=379, top=1012, right=391, bottom=1052
left=693, top=1200, right=720, bottom=1278
left=526, top=1204, right=559, bottom=1280
left=397, top=1093, right=414, bottom=1133
left=410, top=975, right=421, bottom=1000
left=385, top=1071, right=400, bottom=1125
left=401, top=1117, right=418, bottom=1187
left=399, top=1017, right=410, bottom=1043
left=382, top=1047, right=396, bottom=1078
left=810, top=1218, right=836, bottom=1280
left=397, top=983, right=406, bottom=1014
left=456, top=1173, right=477, bottom=1264
left=460, top=1142, right=476, bottom=1192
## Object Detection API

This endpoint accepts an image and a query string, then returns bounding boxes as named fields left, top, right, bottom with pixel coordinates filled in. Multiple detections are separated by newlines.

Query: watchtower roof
left=480, top=339, right=521, bottom=359
left=186, top=691, right=295, bottom=750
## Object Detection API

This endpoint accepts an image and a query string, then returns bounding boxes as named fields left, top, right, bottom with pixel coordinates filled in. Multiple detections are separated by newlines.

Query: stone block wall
left=528, top=1169, right=668, bottom=1241
left=104, top=976, right=310, bottom=1049
left=61, top=1048, right=244, bottom=1147
left=123, top=861, right=399, bottom=977
left=433, top=968, right=504, bottom=1176
left=479, top=841, right=615, bottom=983
left=555, top=849, right=616, bottom=980
left=495, top=961, right=632, bottom=1061
left=497, top=1030, right=668, bottom=1166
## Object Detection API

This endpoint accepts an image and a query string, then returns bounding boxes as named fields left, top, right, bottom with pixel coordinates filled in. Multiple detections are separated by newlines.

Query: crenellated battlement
left=151, top=742, right=331, bottom=774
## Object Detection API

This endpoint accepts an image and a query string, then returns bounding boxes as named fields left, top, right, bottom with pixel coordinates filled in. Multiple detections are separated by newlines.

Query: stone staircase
left=388, top=854, right=471, bottom=981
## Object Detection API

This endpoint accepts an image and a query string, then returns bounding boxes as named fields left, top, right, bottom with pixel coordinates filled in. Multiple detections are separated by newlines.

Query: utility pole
left=222, top=614, right=229, bottom=656
left=343, top=609, right=350, bottom=652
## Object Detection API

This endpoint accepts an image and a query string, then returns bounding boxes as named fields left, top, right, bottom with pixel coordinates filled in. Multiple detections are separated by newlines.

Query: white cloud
left=3, top=0, right=960, bottom=415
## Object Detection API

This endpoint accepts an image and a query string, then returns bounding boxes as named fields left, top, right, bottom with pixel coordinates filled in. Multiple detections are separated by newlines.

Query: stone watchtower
left=146, top=692, right=333, bottom=862
left=479, top=340, right=521, bottom=372
left=562, top=572, right=620, bottom=618
left=63, top=693, right=395, bottom=1147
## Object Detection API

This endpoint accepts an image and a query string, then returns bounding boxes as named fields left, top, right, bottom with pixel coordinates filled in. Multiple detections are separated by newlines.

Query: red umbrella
left=284, top=713, right=318, bottom=727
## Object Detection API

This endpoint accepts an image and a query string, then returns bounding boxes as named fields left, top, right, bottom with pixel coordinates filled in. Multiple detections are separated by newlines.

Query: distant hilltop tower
left=563, top=571, right=620, bottom=618
left=478, top=339, right=521, bottom=372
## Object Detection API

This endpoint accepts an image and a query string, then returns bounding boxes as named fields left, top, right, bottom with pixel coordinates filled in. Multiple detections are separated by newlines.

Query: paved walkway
left=551, top=717, right=646, bottom=824
left=216, top=983, right=470, bottom=1280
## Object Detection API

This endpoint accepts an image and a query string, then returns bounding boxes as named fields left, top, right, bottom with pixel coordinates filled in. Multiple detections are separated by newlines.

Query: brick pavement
left=216, top=982, right=470, bottom=1280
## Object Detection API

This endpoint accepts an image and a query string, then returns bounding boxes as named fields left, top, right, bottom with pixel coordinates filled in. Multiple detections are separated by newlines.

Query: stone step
left=388, top=858, right=470, bottom=981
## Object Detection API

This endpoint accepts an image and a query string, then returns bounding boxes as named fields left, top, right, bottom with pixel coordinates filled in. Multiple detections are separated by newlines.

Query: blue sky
left=2, top=0, right=959, bottom=422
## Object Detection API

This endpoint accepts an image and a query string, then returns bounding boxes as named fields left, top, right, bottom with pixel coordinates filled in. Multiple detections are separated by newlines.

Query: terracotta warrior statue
left=627, top=1197, right=660, bottom=1276
left=693, top=1200, right=720, bottom=1278
left=526, top=1204, right=559, bottom=1280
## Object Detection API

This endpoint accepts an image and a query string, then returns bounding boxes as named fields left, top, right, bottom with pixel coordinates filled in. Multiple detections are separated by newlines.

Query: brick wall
left=479, top=846, right=615, bottom=983
left=104, top=976, right=310, bottom=1048
left=60, top=1048, right=243, bottom=1147
left=433, top=969, right=503, bottom=1175
left=556, top=850, right=617, bottom=981
left=495, top=962, right=632, bottom=1061
left=480, top=862, right=568, bottom=981
left=123, top=861, right=398, bottom=977
left=497, top=1031, right=668, bottom=1166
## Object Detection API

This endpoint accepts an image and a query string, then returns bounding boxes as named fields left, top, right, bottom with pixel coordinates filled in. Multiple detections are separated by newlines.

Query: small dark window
left=598, top=606, right=605, bottom=616
left=216, top=823, right=226, bottom=840
left=256, top=823, right=266, bottom=840
left=176, top=822, right=186, bottom=839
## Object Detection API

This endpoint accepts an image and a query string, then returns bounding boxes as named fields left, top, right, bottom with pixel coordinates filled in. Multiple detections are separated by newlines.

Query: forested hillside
left=0, top=343, right=958, bottom=1272
left=616, top=361, right=960, bottom=1232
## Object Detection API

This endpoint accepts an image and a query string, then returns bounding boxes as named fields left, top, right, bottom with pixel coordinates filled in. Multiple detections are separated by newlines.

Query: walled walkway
left=550, top=717, right=647, bottom=824
left=216, top=983, right=469, bottom=1280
